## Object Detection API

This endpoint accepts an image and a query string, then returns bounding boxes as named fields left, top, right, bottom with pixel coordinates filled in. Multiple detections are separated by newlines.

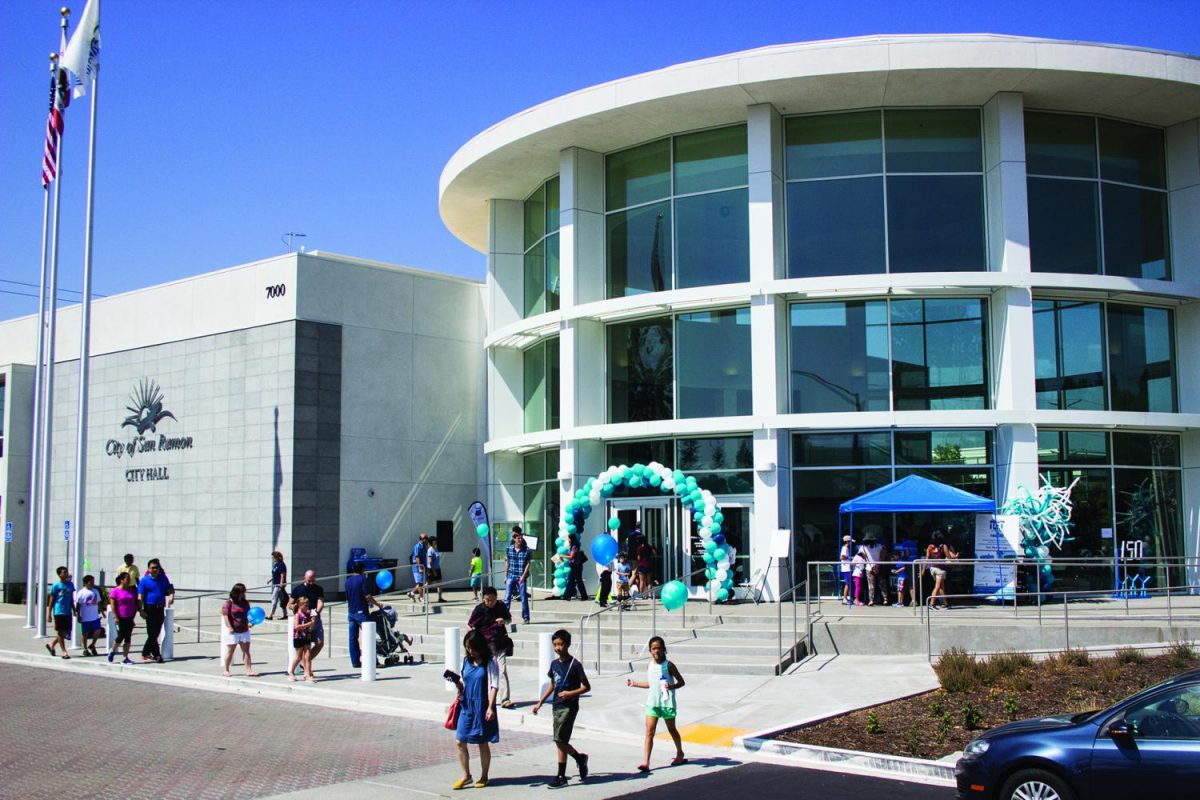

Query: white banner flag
left=63, top=0, right=101, bottom=99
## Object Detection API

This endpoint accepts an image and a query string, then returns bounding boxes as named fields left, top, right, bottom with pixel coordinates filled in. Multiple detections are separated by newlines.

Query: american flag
left=41, top=63, right=70, bottom=188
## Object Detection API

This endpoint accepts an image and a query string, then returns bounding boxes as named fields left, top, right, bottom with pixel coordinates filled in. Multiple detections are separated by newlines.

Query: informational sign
left=1100, top=527, right=1114, bottom=540
left=972, top=514, right=1021, bottom=599
left=524, top=535, right=538, bottom=551
left=64, top=520, right=70, bottom=541
left=4, top=522, right=11, bottom=544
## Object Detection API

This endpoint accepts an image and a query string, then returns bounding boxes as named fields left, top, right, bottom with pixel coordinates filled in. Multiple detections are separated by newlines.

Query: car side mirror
left=1109, top=720, right=1136, bottom=739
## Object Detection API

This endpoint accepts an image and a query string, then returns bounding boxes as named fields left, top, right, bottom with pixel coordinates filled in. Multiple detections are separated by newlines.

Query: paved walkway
left=0, top=602, right=940, bottom=750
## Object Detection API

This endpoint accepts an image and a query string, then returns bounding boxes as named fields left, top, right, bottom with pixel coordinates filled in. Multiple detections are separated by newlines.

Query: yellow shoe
left=452, top=777, right=473, bottom=790
left=474, top=778, right=489, bottom=788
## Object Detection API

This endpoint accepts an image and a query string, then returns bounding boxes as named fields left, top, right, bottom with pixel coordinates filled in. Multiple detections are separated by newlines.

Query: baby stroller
left=372, top=605, right=416, bottom=666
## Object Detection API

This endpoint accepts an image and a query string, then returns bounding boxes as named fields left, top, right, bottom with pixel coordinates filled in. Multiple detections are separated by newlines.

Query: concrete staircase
left=385, top=598, right=803, bottom=676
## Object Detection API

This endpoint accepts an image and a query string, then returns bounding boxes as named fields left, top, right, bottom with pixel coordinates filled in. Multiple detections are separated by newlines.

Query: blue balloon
left=712, top=533, right=726, bottom=545
left=591, top=535, right=618, bottom=564
left=247, top=606, right=266, bottom=626
left=375, top=570, right=394, bottom=591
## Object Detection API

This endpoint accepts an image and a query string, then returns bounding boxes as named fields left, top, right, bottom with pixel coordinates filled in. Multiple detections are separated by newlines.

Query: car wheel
left=999, top=769, right=1076, bottom=800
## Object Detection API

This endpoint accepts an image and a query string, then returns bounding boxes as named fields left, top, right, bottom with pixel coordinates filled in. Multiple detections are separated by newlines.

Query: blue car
left=955, top=667, right=1200, bottom=800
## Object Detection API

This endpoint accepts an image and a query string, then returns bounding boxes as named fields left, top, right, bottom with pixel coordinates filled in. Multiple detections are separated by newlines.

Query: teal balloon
left=690, top=490, right=703, bottom=503
left=712, top=548, right=727, bottom=562
left=713, top=512, right=724, bottom=524
left=622, top=467, right=633, bottom=479
left=247, top=606, right=266, bottom=626
left=591, top=535, right=618, bottom=564
left=1041, top=564, right=1053, bottom=575
left=629, top=475, right=643, bottom=488
left=375, top=570, right=394, bottom=591
left=476, top=523, right=490, bottom=538
left=566, top=524, right=577, bottom=535
left=557, top=545, right=569, bottom=556
left=649, top=474, right=662, bottom=487
left=686, top=476, right=698, bottom=488
left=601, top=483, right=615, bottom=497
left=709, top=523, right=722, bottom=536
left=660, top=580, right=688, bottom=611
left=705, top=568, right=715, bottom=580
left=716, top=588, right=730, bottom=602
left=703, top=540, right=716, bottom=552
left=693, top=511, right=703, bottom=521
left=674, top=483, right=687, bottom=495
left=607, top=517, right=621, bottom=530
left=611, top=473, right=624, bottom=486
left=702, top=553, right=715, bottom=564
left=554, top=577, right=567, bottom=589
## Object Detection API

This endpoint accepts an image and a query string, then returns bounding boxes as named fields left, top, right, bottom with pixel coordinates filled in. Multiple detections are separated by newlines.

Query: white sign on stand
left=769, top=529, right=792, bottom=559
left=973, top=514, right=1022, bottom=599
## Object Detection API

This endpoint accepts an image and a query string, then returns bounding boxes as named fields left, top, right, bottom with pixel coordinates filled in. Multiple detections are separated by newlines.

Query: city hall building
left=0, top=253, right=485, bottom=593
left=2, top=34, right=1199, bottom=600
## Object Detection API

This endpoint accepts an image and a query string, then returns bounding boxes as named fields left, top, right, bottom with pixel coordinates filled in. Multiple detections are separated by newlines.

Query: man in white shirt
left=74, top=574, right=104, bottom=656
left=858, top=528, right=887, bottom=606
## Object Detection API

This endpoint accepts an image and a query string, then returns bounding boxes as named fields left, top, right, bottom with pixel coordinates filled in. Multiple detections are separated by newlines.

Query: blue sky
left=1, top=0, right=1197, bottom=320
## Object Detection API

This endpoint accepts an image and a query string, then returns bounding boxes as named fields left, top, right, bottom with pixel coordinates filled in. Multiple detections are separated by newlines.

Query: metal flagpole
left=24, top=163, right=52, bottom=630
left=71, top=60, right=100, bottom=637
left=36, top=13, right=70, bottom=639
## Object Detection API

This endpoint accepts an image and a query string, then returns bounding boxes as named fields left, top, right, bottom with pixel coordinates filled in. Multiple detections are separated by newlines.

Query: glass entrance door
left=610, top=498, right=686, bottom=590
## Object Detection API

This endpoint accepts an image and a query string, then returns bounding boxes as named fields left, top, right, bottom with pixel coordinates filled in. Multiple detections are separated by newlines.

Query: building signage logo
left=104, top=378, right=194, bottom=482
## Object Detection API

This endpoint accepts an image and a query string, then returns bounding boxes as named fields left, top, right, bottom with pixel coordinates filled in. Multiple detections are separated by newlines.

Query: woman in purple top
left=221, top=583, right=258, bottom=677
left=107, top=572, right=139, bottom=664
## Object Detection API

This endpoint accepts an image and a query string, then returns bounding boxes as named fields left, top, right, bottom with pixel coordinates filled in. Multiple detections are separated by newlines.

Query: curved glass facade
left=606, top=126, right=749, bottom=296
left=524, top=176, right=560, bottom=316
left=784, top=109, right=986, bottom=277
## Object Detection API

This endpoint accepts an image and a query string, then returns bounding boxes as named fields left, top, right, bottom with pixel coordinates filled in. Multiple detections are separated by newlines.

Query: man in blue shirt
left=504, top=526, right=532, bottom=624
left=345, top=561, right=383, bottom=669
left=46, top=566, right=75, bottom=658
left=137, top=558, right=174, bottom=662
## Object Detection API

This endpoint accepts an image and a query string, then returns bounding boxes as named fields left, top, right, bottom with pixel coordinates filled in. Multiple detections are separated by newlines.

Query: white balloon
left=662, top=479, right=675, bottom=491
left=704, top=501, right=716, bottom=514
left=589, top=491, right=601, bottom=505
left=701, top=515, right=713, bottom=527
left=715, top=568, right=728, bottom=581
left=708, top=579, right=722, bottom=591
left=717, top=559, right=731, bottom=569
left=699, top=528, right=712, bottom=540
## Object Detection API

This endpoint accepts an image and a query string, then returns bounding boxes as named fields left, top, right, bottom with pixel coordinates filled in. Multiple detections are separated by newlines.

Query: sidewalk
left=0, top=602, right=939, bottom=787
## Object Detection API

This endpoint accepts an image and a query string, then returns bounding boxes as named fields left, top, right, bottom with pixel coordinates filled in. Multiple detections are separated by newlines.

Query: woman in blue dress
left=450, top=630, right=499, bottom=789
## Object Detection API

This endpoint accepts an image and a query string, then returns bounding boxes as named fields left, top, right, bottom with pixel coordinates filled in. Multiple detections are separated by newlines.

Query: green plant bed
left=776, top=643, right=1199, bottom=761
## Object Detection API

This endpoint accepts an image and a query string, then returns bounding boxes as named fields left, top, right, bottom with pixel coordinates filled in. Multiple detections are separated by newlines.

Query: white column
left=444, top=625, right=462, bottom=692
left=747, top=104, right=787, bottom=599
left=360, top=620, right=376, bottom=681
left=983, top=92, right=1030, bottom=274
left=161, top=607, right=175, bottom=660
left=488, top=199, right=525, bottom=329
left=559, top=147, right=605, bottom=308
left=1166, top=118, right=1200, bottom=285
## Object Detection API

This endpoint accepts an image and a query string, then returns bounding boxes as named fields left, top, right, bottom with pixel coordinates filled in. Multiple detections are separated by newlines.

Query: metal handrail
left=578, top=563, right=715, bottom=674
left=776, top=579, right=808, bottom=670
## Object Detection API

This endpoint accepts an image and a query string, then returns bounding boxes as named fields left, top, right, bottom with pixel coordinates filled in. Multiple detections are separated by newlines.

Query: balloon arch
left=548, top=461, right=736, bottom=605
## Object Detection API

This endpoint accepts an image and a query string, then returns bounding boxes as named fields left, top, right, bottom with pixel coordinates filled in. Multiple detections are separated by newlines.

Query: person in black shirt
left=468, top=587, right=514, bottom=708
left=533, top=628, right=590, bottom=786
left=289, top=570, right=327, bottom=661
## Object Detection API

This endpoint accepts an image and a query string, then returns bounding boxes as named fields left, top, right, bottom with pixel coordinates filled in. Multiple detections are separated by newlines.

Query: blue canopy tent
left=837, top=475, right=997, bottom=604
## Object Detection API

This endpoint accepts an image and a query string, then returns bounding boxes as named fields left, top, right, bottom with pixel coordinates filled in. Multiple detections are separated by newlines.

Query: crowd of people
left=838, top=527, right=961, bottom=608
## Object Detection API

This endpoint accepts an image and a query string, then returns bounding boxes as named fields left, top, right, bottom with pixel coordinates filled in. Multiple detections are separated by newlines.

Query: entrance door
left=610, top=498, right=686, bottom=589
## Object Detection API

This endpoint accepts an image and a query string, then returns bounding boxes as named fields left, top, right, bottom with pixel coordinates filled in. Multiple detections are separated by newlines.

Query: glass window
left=890, top=299, right=987, bottom=410
left=1026, top=113, right=1169, bottom=279
left=675, top=188, right=749, bottom=288
left=607, top=439, right=672, bottom=468
left=786, top=177, right=886, bottom=278
left=1124, top=686, right=1200, bottom=740
left=1037, top=430, right=1110, bottom=465
left=792, top=467, right=892, bottom=567
left=792, top=432, right=892, bottom=467
left=790, top=301, right=889, bottom=412
left=677, top=436, right=753, bottom=494
left=785, top=109, right=985, bottom=278
left=1033, top=300, right=1106, bottom=411
left=674, top=125, right=747, bottom=195
left=1107, top=304, right=1176, bottom=412
left=1113, top=432, right=1180, bottom=467
left=883, top=109, right=983, bottom=173
left=606, top=139, right=670, bottom=210
left=886, top=175, right=986, bottom=272
left=1101, top=184, right=1169, bottom=280
left=524, top=183, right=545, bottom=251
left=1025, top=112, right=1097, bottom=179
left=608, top=318, right=673, bottom=423
left=522, top=338, right=559, bottom=433
left=607, top=202, right=671, bottom=297
left=547, top=338, right=560, bottom=429
left=1116, top=467, right=1184, bottom=590
left=1099, top=118, right=1166, bottom=189
left=676, top=309, right=752, bottom=418
left=894, top=430, right=991, bottom=466
left=894, top=466, right=992, bottom=498
left=784, top=111, right=882, bottom=180
left=1027, top=179, right=1100, bottom=274
left=524, top=177, right=560, bottom=318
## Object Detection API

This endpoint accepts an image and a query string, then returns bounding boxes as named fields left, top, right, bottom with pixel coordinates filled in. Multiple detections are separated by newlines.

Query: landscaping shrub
left=1167, top=639, right=1196, bottom=667
left=936, top=647, right=990, bottom=692
left=962, top=702, right=984, bottom=730
left=987, top=650, right=1033, bottom=678
left=1115, top=647, right=1146, bottom=665
left=1047, top=648, right=1090, bottom=668
left=865, top=711, right=881, bottom=735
